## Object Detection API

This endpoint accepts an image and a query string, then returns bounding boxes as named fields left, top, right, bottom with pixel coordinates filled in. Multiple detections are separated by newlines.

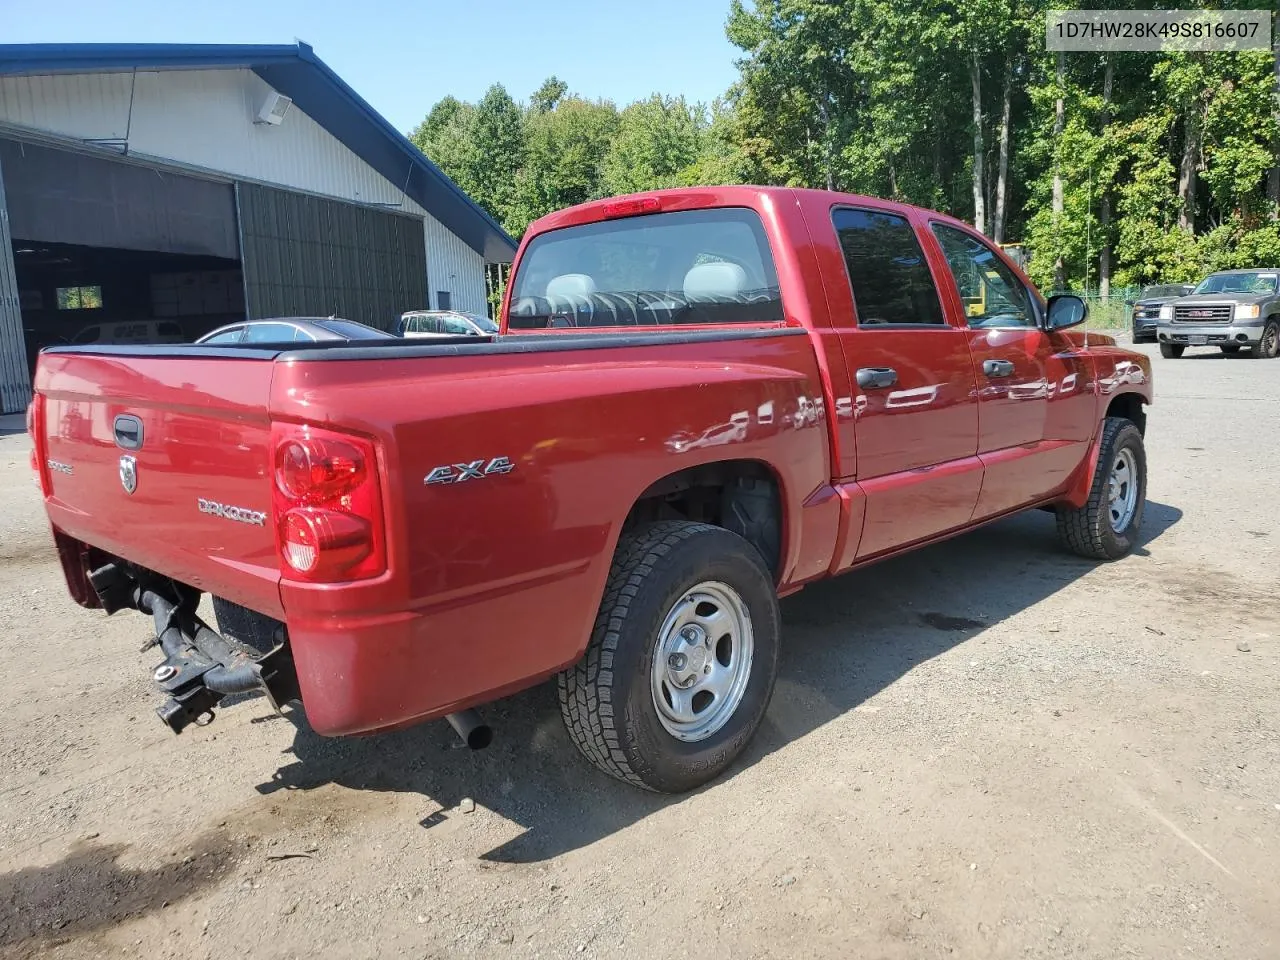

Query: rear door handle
left=983, top=359, right=1015, bottom=378
left=856, top=366, right=898, bottom=390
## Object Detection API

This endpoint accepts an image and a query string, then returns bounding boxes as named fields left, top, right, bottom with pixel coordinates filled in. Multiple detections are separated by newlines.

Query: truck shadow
left=261, top=501, right=1182, bottom=864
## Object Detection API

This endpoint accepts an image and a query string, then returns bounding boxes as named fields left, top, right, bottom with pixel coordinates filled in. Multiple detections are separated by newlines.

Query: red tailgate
left=35, top=351, right=284, bottom=619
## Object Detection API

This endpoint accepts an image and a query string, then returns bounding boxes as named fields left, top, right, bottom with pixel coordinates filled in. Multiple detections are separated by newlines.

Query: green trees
left=412, top=80, right=735, bottom=238
left=409, top=2, right=1279, bottom=290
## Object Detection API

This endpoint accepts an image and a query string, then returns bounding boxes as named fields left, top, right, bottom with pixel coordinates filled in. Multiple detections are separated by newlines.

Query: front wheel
left=1056, top=417, right=1147, bottom=561
left=1247, top=320, right=1280, bottom=359
left=1159, top=342, right=1184, bottom=359
left=558, top=521, right=780, bottom=793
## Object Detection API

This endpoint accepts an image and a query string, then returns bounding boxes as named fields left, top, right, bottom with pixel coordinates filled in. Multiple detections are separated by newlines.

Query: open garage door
left=237, top=183, right=427, bottom=331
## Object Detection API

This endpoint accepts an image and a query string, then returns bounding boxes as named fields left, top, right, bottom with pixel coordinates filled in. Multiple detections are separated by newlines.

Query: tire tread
left=1056, top=417, right=1142, bottom=560
left=557, top=520, right=722, bottom=790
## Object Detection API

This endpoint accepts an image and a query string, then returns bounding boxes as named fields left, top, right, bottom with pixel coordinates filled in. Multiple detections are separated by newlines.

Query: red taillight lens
left=276, top=436, right=366, bottom=502
left=271, top=425, right=386, bottom=583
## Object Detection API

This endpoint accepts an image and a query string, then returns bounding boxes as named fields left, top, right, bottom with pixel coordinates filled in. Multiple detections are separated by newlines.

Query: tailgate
left=35, top=350, right=283, bottom=618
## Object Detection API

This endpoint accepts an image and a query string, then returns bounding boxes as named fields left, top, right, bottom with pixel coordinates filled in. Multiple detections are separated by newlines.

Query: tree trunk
left=1178, top=78, right=1201, bottom=234
left=1053, top=51, right=1065, bottom=291
left=1270, top=11, right=1279, bottom=219
left=889, top=163, right=898, bottom=199
left=970, top=49, right=986, bottom=235
left=993, top=64, right=1012, bottom=244
left=1099, top=56, right=1113, bottom=300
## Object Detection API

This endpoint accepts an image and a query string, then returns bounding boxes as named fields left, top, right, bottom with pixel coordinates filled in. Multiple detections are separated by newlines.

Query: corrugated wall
left=0, top=152, right=31, bottom=415
left=238, top=182, right=427, bottom=330
left=0, top=67, right=490, bottom=316
left=0, top=69, right=418, bottom=213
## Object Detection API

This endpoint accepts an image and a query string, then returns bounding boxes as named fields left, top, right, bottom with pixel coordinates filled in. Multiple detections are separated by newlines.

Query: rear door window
left=440, top=316, right=474, bottom=335
left=508, top=207, right=783, bottom=329
left=832, top=208, right=946, bottom=326
left=201, top=327, right=245, bottom=344
left=242, top=323, right=299, bottom=343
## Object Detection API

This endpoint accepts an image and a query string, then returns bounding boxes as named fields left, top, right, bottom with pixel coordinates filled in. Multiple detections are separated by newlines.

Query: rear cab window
left=507, top=207, right=783, bottom=329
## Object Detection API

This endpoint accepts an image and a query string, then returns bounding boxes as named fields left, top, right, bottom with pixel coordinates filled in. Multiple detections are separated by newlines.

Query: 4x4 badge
left=424, top=456, right=515, bottom=485
left=119, top=455, right=138, bottom=495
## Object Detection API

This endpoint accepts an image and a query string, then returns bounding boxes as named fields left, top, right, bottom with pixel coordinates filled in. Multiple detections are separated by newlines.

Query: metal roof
left=0, top=42, right=517, bottom=262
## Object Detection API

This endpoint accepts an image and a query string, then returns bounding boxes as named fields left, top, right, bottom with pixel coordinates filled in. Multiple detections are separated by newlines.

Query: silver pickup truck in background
left=1156, top=269, right=1280, bottom=359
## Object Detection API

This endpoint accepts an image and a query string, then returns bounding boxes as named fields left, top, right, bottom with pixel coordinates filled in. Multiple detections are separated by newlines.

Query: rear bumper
left=1157, top=320, right=1263, bottom=345
left=51, top=525, right=600, bottom=738
left=285, top=593, right=582, bottom=737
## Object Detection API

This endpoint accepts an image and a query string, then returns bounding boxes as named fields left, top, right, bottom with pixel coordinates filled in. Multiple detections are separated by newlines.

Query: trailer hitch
left=137, top=589, right=301, bottom=734
left=87, top=563, right=299, bottom=734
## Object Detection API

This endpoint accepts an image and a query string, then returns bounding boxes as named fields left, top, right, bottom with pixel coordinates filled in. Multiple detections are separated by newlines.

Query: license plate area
left=1189, top=335, right=1208, bottom=345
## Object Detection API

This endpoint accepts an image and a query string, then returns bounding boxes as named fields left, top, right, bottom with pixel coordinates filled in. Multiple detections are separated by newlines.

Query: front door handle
left=983, top=359, right=1015, bottom=378
left=856, top=366, right=898, bottom=390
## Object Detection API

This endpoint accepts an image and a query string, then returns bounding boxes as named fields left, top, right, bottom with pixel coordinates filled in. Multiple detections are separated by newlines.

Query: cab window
left=832, top=207, right=946, bottom=326
left=931, top=224, right=1035, bottom=329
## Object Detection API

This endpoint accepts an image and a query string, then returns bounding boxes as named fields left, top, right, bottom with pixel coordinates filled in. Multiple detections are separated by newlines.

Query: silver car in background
left=195, top=316, right=396, bottom=344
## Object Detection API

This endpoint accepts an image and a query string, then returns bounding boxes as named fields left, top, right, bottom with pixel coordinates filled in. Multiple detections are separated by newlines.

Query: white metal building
left=0, top=42, right=517, bottom=414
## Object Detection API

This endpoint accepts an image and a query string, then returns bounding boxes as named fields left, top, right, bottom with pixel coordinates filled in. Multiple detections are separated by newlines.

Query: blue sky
left=6, top=0, right=745, bottom=133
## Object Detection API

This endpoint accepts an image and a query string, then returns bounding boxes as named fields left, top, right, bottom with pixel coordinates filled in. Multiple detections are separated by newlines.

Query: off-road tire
left=1247, top=320, right=1280, bottom=359
left=1159, top=342, right=1184, bottom=359
left=557, top=521, right=780, bottom=793
left=1056, top=417, right=1146, bottom=561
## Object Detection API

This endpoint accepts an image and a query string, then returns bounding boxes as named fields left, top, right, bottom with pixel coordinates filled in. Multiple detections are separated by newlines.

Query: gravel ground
left=1, top=340, right=1278, bottom=960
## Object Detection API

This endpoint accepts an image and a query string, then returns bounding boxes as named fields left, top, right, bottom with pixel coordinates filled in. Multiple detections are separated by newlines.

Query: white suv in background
left=398, top=310, right=498, bottom=339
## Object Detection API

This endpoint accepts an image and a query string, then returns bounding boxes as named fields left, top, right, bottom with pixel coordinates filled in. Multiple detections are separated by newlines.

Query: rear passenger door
left=824, top=206, right=981, bottom=560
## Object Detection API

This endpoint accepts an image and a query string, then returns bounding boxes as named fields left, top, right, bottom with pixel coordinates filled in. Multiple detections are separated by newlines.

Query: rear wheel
left=1056, top=417, right=1147, bottom=561
left=1159, top=342, right=1184, bottom=359
left=558, top=521, right=780, bottom=793
left=1247, top=320, right=1280, bottom=359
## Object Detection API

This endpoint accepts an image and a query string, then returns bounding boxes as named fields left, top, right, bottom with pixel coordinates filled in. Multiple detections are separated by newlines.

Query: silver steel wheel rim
left=1265, top=325, right=1279, bottom=356
left=1108, top=447, right=1139, bottom=533
left=650, top=581, right=754, bottom=743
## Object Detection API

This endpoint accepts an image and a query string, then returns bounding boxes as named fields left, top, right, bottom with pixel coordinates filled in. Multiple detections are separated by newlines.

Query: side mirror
left=1045, top=294, right=1087, bottom=331
left=1123, top=298, right=1135, bottom=306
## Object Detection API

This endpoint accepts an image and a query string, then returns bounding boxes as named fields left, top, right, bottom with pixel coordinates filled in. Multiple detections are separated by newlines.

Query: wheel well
left=623, top=461, right=783, bottom=577
left=1106, top=392, right=1146, bottom=435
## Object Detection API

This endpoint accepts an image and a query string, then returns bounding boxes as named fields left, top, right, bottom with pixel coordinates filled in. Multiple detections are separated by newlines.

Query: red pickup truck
left=30, top=187, right=1152, bottom=794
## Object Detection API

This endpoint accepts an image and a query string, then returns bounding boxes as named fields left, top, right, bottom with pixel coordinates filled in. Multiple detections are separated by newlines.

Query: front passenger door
left=927, top=223, right=1094, bottom=519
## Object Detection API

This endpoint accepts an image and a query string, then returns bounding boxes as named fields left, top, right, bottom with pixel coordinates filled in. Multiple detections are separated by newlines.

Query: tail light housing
left=271, top=424, right=387, bottom=582
left=27, top=398, right=48, bottom=494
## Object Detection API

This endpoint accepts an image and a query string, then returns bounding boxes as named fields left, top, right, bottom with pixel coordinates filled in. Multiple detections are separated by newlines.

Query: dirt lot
left=1, top=339, right=1278, bottom=960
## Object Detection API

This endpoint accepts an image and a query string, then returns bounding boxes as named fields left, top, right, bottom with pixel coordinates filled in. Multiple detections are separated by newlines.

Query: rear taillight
left=271, top=425, right=386, bottom=582
left=26, top=403, right=37, bottom=476
left=27, top=398, right=48, bottom=493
